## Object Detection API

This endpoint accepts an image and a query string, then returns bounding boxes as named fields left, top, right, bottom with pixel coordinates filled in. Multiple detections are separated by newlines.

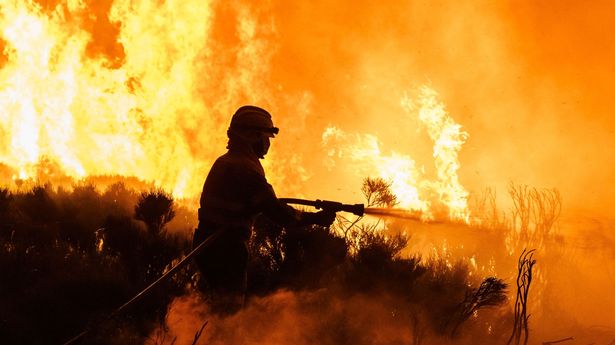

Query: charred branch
left=362, top=177, right=398, bottom=208
left=448, top=276, right=508, bottom=337
left=508, top=248, right=537, bottom=345
left=508, top=184, right=561, bottom=250
left=542, top=336, right=574, bottom=345
left=190, top=320, right=208, bottom=345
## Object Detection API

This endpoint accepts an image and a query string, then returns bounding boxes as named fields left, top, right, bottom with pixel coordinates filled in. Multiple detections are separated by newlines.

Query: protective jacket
left=193, top=145, right=302, bottom=311
left=196, top=148, right=302, bottom=235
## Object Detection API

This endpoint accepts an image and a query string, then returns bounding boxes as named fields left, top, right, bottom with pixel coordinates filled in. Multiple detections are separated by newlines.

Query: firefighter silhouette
left=193, top=105, right=335, bottom=315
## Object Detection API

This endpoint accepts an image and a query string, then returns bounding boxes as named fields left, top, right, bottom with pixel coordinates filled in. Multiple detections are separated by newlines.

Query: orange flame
left=0, top=0, right=216, bottom=197
left=322, top=86, right=469, bottom=221
left=1, top=1, right=470, bottom=221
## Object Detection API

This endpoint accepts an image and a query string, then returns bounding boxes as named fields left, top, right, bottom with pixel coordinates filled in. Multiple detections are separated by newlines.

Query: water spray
left=363, top=207, right=425, bottom=222
left=279, top=198, right=444, bottom=223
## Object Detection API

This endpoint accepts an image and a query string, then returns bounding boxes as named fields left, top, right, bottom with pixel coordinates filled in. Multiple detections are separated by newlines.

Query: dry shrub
left=0, top=183, right=192, bottom=345
left=134, top=190, right=176, bottom=235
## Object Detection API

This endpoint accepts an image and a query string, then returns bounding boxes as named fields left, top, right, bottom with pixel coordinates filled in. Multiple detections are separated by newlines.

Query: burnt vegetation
left=0, top=178, right=513, bottom=345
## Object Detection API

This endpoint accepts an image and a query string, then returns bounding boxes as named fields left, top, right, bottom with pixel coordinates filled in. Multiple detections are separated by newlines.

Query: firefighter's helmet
left=229, top=105, right=279, bottom=137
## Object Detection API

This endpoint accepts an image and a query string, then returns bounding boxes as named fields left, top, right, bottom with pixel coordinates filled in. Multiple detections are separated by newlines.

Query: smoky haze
left=260, top=0, right=615, bottom=218
left=2, top=0, right=614, bottom=217
left=201, top=0, right=615, bottom=336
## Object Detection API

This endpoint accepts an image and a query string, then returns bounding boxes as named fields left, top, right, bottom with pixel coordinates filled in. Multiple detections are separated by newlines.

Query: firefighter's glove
left=303, top=210, right=336, bottom=227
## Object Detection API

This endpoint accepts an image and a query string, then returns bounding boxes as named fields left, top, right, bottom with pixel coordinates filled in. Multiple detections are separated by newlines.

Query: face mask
left=252, top=133, right=271, bottom=159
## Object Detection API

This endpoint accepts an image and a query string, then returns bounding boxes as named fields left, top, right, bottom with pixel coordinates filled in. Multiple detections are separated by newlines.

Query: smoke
left=3, top=0, right=613, bottom=215
left=159, top=290, right=437, bottom=345
left=171, top=0, right=615, bottom=219
left=254, top=0, right=615, bottom=217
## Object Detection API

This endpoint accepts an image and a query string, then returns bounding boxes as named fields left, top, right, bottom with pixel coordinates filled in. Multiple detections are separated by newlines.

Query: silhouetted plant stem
left=542, top=336, right=573, bottom=345
left=508, top=248, right=536, bottom=345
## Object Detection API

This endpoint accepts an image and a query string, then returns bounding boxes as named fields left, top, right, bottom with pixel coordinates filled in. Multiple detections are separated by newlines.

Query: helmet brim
left=231, top=125, right=279, bottom=137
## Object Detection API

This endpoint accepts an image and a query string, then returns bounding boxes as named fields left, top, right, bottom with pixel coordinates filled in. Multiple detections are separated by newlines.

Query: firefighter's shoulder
left=215, top=151, right=265, bottom=178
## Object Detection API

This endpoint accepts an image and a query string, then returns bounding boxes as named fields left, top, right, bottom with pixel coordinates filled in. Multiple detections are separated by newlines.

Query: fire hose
left=61, top=229, right=224, bottom=345
left=279, top=198, right=428, bottom=222
left=278, top=198, right=365, bottom=217
left=61, top=198, right=364, bottom=345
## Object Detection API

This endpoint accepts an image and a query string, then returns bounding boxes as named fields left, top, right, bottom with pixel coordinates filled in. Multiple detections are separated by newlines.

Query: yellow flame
left=322, top=126, right=428, bottom=213
left=0, top=1, right=470, bottom=220
left=407, top=86, right=470, bottom=221
left=0, top=0, right=215, bottom=196
left=322, top=86, right=470, bottom=221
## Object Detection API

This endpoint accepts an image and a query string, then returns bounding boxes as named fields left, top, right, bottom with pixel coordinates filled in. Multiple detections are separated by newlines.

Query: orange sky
left=1, top=0, right=614, bottom=216
left=256, top=0, right=615, bottom=216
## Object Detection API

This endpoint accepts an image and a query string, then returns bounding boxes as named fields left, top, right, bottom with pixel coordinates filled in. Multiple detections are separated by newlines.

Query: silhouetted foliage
left=0, top=184, right=191, bottom=345
left=448, top=276, right=508, bottom=336
left=1, top=179, right=511, bottom=345
left=19, top=184, right=59, bottom=223
left=134, top=190, right=175, bottom=234
left=248, top=217, right=348, bottom=293
left=362, top=177, right=398, bottom=207
left=0, top=187, right=11, bottom=217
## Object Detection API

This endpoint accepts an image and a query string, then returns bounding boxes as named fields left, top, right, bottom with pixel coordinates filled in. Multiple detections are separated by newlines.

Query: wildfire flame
left=0, top=0, right=215, bottom=197
left=0, top=0, right=470, bottom=221
left=322, top=86, right=469, bottom=221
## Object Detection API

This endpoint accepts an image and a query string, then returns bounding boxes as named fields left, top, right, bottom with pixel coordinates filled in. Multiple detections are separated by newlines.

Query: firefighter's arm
left=248, top=174, right=335, bottom=227
left=297, top=209, right=336, bottom=227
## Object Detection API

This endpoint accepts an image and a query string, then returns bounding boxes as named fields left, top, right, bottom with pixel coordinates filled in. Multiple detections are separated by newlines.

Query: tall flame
left=0, top=0, right=215, bottom=197
left=322, top=86, right=469, bottom=221
left=407, top=86, right=470, bottom=221
left=0, top=1, right=470, bottom=221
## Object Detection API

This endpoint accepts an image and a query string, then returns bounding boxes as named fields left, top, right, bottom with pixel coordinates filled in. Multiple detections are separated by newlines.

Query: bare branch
left=541, top=336, right=573, bottom=345
left=190, top=320, right=208, bottom=345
